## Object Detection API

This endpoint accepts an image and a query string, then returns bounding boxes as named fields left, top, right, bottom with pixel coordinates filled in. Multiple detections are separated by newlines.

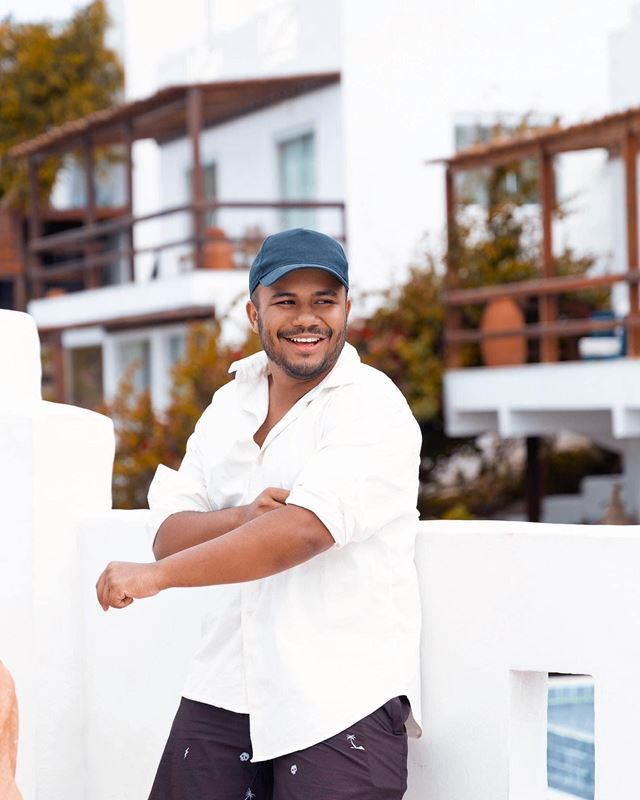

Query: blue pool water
left=547, top=678, right=594, bottom=799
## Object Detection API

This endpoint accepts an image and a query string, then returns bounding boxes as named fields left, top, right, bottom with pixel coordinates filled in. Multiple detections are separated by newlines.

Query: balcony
left=440, top=110, right=640, bottom=372
left=439, top=110, right=640, bottom=521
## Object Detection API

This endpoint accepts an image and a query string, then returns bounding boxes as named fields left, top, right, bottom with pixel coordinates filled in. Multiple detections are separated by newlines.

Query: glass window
left=187, top=162, right=217, bottom=227
left=278, top=132, right=315, bottom=229
left=69, top=346, right=104, bottom=409
left=167, top=332, right=186, bottom=367
left=117, top=339, right=151, bottom=394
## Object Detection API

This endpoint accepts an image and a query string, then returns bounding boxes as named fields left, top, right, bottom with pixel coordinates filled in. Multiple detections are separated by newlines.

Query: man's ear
left=246, top=299, right=259, bottom=333
left=345, top=295, right=352, bottom=319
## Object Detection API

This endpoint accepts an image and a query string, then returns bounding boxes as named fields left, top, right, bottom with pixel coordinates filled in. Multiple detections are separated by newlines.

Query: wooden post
left=82, top=136, right=99, bottom=289
left=525, top=435, right=542, bottom=522
left=14, top=276, right=27, bottom=312
left=49, top=331, right=66, bottom=404
left=123, top=121, right=135, bottom=283
left=27, top=156, right=43, bottom=299
left=445, top=166, right=462, bottom=368
left=539, top=150, right=558, bottom=363
left=624, top=130, right=640, bottom=357
left=187, top=87, right=204, bottom=269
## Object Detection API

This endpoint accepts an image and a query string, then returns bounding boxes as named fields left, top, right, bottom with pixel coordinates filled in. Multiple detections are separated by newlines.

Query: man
left=96, top=228, right=423, bottom=799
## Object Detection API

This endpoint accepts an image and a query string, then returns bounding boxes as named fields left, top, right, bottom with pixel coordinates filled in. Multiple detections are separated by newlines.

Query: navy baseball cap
left=249, top=228, right=349, bottom=296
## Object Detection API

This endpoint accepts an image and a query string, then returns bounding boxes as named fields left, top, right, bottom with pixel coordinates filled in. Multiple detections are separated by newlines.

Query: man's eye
left=275, top=300, right=294, bottom=305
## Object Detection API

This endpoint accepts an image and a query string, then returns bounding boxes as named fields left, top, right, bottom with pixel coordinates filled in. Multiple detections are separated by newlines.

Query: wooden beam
left=49, top=331, right=66, bottom=404
left=82, top=136, right=99, bottom=289
left=445, top=167, right=462, bottom=368
left=624, top=130, right=640, bottom=356
left=187, top=87, right=204, bottom=269
left=525, top=436, right=542, bottom=522
left=539, top=150, right=558, bottom=362
left=445, top=269, right=637, bottom=306
left=123, top=121, right=135, bottom=282
left=27, top=156, right=43, bottom=299
left=445, top=315, right=626, bottom=344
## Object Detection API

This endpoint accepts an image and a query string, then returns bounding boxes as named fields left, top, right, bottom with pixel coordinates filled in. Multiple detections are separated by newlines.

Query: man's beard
left=257, top=318, right=348, bottom=381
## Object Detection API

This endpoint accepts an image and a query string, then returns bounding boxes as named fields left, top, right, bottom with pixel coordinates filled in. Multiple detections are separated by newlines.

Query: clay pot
left=480, top=297, right=527, bottom=367
left=201, top=227, right=234, bottom=270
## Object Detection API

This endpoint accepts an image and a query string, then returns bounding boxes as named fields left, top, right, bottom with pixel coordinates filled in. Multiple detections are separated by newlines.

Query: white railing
left=2, top=308, right=639, bottom=799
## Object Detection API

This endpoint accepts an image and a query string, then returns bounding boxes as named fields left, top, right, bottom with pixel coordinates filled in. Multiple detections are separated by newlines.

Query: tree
left=0, top=1, right=124, bottom=208
left=108, top=319, right=261, bottom=509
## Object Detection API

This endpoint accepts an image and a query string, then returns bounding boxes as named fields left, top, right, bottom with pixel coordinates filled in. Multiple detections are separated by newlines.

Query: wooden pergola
left=438, top=106, right=640, bottom=369
left=9, top=71, right=342, bottom=302
left=8, top=71, right=343, bottom=405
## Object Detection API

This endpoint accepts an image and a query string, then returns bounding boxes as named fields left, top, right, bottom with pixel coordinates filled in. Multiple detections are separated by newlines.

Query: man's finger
left=268, top=488, right=290, bottom=502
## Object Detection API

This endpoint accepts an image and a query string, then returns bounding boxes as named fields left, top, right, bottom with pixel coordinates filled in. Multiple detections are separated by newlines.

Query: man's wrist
left=151, top=558, right=172, bottom=592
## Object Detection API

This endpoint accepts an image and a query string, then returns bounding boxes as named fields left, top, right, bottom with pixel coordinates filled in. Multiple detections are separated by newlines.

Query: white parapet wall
left=5, top=308, right=640, bottom=798
left=0, top=310, right=115, bottom=798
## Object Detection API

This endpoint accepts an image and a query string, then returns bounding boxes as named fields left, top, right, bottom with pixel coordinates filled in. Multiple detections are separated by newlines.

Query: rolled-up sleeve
left=285, top=385, right=421, bottom=548
left=145, top=406, right=216, bottom=540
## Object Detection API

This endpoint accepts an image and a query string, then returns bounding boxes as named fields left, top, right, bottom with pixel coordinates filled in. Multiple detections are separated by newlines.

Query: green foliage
left=455, top=159, right=609, bottom=354
left=0, top=1, right=124, bottom=207
left=348, top=251, right=445, bottom=424
left=107, top=320, right=261, bottom=510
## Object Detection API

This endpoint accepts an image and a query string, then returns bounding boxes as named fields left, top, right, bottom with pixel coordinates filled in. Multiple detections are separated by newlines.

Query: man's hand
left=241, top=487, right=289, bottom=524
left=95, top=560, right=165, bottom=611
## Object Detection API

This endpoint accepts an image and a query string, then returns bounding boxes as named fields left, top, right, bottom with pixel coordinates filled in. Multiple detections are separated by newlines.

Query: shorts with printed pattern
left=148, top=695, right=411, bottom=800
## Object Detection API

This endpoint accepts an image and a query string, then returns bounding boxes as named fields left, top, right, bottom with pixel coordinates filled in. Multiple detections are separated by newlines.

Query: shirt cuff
left=146, top=464, right=212, bottom=540
left=286, top=485, right=347, bottom=549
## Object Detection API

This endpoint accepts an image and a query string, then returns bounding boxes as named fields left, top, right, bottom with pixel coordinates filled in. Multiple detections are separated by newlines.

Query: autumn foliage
left=0, top=1, right=124, bottom=207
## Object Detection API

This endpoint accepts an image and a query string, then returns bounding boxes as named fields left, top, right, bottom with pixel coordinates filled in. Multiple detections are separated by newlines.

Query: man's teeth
left=290, top=337, right=320, bottom=343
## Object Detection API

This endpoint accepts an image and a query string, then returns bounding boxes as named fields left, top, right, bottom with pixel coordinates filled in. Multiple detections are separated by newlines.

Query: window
left=187, top=162, right=218, bottom=227
left=278, top=132, right=315, bottom=229
left=167, top=332, right=186, bottom=368
left=69, top=346, right=104, bottom=409
left=116, top=339, right=151, bottom=394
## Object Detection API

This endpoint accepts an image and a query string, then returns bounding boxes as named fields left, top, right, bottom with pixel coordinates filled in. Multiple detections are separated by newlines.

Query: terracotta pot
left=480, top=297, right=527, bottom=367
left=201, top=227, right=234, bottom=270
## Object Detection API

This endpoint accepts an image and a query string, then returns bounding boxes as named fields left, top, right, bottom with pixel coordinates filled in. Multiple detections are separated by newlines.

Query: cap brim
left=260, top=263, right=348, bottom=290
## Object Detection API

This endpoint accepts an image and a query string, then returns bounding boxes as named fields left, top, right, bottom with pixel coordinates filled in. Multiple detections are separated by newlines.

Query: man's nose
left=291, top=305, right=320, bottom=327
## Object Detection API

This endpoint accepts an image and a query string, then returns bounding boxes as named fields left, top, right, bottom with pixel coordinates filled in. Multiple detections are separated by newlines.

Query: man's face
left=246, top=268, right=351, bottom=382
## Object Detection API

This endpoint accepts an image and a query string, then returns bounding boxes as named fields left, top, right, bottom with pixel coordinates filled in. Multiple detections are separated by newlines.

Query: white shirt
left=147, top=342, right=423, bottom=761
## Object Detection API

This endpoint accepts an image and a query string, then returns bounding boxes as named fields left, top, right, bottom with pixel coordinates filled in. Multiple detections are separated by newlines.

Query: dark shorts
left=148, top=696, right=411, bottom=800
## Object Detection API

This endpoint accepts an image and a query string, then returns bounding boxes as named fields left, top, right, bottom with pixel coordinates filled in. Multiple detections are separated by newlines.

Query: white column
left=0, top=310, right=116, bottom=798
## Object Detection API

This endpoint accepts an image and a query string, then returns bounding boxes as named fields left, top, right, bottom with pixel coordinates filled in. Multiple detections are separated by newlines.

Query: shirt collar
left=228, top=341, right=361, bottom=392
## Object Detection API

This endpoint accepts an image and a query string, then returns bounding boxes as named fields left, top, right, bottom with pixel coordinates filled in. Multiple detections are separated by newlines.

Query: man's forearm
left=155, top=505, right=334, bottom=589
left=152, top=507, right=244, bottom=560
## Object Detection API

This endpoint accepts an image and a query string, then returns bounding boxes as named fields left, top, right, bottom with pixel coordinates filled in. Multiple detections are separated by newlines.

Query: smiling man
left=96, top=228, right=423, bottom=800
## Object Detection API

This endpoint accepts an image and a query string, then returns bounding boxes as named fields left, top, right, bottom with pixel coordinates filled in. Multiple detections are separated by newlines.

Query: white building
left=8, top=0, right=640, bottom=412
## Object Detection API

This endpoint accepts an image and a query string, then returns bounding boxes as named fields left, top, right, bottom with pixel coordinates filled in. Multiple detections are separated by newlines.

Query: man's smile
left=281, top=332, right=329, bottom=353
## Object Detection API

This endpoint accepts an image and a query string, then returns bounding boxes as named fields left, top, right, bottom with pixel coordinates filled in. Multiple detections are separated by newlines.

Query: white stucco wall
left=6, top=307, right=640, bottom=798
left=0, top=311, right=115, bottom=798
